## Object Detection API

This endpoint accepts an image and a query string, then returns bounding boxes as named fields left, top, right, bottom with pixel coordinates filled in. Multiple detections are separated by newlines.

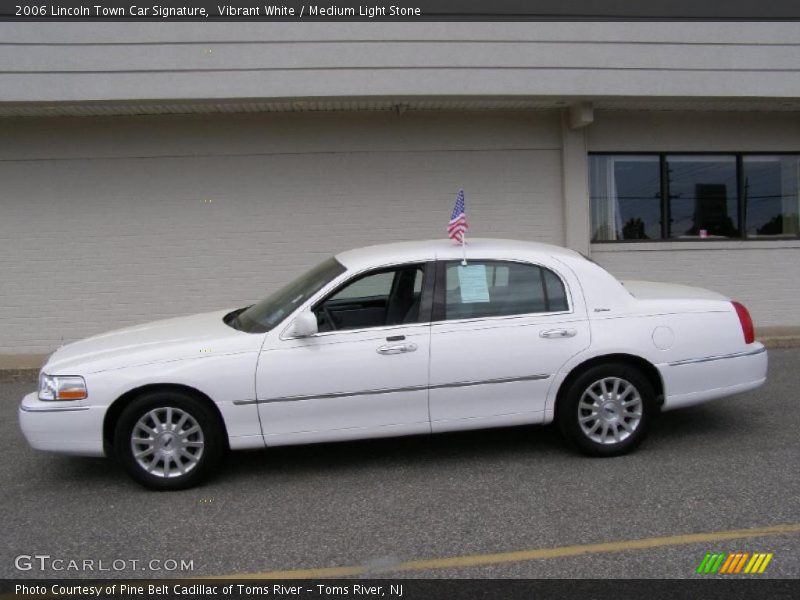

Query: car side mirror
left=288, top=310, right=318, bottom=338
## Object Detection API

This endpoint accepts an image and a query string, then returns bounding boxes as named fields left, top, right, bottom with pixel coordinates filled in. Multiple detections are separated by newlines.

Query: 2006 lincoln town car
left=19, top=239, right=767, bottom=490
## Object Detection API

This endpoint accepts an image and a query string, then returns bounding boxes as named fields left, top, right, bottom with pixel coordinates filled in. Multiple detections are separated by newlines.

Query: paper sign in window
left=457, top=265, right=490, bottom=303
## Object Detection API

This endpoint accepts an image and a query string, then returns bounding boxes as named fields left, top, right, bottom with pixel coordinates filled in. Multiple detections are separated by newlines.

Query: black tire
left=114, top=390, right=225, bottom=490
left=557, top=363, right=655, bottom=457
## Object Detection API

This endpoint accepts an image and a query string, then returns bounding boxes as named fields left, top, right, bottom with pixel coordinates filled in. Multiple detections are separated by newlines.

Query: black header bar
left=3, top=0, right=800, bottom=22
left=2, top=579, right=800, bottom=600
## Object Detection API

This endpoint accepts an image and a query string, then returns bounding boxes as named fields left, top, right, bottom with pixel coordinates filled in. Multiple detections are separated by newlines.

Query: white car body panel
left=255, top=323, right=431, bottom=445
left=43, top=309, right=251, bottom=374
left=19, top=392, right=106, bottom=455
left=428, top=314, right=590, bottom=431
left=19, top=238, right=768, bottom=459
left=620, top=280, right=729, bottom=301
left=21, top=309, right=267, bottom=455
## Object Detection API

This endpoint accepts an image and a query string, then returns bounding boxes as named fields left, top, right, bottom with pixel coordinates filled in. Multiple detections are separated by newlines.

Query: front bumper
left=659, top=344, right=768, bottom=411
left=19, top=392, right=106, bottom=456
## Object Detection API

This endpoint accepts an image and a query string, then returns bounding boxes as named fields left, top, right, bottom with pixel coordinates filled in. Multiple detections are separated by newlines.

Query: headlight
left=38, top=374, right=87, bottom=401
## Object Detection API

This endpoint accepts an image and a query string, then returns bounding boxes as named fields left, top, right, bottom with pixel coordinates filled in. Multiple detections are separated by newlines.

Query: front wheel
left=557, top=364, right=655, bottom=457
left=114, top=391, right=225, bottom=490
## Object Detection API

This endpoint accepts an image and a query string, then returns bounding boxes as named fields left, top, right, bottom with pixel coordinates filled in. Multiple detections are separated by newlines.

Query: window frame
left=590, top=151, right=800, bottom=243
left=430, top=259, right=573, bottom=324
left=304, top=260, right=436, bottom=336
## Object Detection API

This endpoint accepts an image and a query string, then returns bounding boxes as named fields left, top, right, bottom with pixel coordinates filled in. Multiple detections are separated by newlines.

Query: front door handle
left=377, top=343, right=418, bottom=355
left=540, top=328, right=577, bottom=339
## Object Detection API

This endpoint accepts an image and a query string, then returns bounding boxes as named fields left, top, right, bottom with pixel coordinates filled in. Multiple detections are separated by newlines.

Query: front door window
left=314, top=265, right=425, bottom=332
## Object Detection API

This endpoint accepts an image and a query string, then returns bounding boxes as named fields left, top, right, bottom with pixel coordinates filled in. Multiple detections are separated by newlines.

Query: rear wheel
left=114, top=390, right=224, bottom=490
left=557, top=363, right=655, bottom=457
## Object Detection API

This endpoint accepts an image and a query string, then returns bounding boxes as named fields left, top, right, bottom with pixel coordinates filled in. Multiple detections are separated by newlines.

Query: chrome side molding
left=668, top=346, right=766, bottom=367
left=235, top=373, right=551, bottom=405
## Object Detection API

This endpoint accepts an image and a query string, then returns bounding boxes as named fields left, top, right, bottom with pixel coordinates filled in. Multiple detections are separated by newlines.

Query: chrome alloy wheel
left=130, top=407, right=205, bottom=478
left=578, top=377, right=643, bottom=445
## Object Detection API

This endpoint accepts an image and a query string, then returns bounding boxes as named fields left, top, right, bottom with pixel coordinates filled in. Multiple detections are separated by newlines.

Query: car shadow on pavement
left=212, top=401, right=749, bottom=486
left=20, top=423, right=559, bottom=492
left=216, top=423, right=566, bottom=482
left=229, top=397, right=759, bottom=477
left=35, top=455, right=129, bottom=487
left=650, top=401, right=751, bottom=442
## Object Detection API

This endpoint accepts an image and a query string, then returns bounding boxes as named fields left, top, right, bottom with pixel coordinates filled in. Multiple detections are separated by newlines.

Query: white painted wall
left=0, top=111, right=563, bottom=354
left=592, top=243, right=800, bottom=328
left=1, top=23, right=799, bottom=102
left=588, top=111, right=800, bottom=327
left=588, top=111, right=800, bottom=153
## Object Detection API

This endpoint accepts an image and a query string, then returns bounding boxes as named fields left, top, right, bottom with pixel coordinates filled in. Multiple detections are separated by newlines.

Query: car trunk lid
left=620, top=280, right=729, bottom=301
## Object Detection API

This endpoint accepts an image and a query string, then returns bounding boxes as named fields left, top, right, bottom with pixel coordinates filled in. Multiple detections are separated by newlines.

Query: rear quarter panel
left=543, top=254, right=765, bottom=418
left=585, top=303, right=766, bottom=411
left=591, top=299, right=748, bottom=367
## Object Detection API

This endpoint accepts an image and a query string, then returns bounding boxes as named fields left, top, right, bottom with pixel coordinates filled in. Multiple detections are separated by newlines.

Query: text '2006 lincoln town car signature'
left=19, top=239, right=767, bottom=490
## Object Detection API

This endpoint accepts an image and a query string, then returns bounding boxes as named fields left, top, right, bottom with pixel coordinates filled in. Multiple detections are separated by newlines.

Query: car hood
left=620, top=280, right=729, bottom=301
left=43, top=309, right=262, bottom=374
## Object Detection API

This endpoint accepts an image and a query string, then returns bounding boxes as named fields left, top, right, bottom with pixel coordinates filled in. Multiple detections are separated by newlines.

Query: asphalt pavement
left=1, top=349, right=799, bottom=579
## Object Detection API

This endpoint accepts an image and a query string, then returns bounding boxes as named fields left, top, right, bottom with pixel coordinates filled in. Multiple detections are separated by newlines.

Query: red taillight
left=732, top=301, right=755, bottom=344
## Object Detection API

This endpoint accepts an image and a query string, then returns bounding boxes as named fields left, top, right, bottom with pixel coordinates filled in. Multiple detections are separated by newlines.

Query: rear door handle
left=377, top=343, right=418, bottom=355
left=540, top=328, right=577, bottom=339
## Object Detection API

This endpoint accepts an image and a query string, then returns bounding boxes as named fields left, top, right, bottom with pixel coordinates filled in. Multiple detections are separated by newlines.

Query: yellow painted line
left=759, top=553, right=774, bottom=573
left=744, top=553, right=759, bottom=573
left=211, top=522, right=800, bottom=579
left=750, top=553, right=766, bottom=573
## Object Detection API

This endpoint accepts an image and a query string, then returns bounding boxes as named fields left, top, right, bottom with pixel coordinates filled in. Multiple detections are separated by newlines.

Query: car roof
left=335, top=238, right=583, bottom=270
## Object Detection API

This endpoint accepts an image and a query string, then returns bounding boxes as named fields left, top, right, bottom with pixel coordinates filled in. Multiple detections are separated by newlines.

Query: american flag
left=447, top=189, right=468, bottom=243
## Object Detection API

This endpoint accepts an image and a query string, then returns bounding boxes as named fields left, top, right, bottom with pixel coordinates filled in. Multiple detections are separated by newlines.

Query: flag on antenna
left=447, top=189, right=468, bottom=243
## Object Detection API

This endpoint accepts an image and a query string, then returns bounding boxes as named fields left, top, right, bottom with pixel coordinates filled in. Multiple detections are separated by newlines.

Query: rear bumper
left=18, top=392, right=106, bottom=456
left=659, top=344, right=767, bottom=411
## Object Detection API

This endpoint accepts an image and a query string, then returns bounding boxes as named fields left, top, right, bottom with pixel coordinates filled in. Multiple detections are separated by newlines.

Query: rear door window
left=442, top=261, right=569, bottom=321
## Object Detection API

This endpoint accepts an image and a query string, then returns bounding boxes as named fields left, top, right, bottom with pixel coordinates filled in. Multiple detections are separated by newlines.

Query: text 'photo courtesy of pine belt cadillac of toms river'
left=19, top=239, right=767, bottom=490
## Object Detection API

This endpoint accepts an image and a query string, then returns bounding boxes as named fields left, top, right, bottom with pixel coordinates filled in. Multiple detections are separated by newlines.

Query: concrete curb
left=761, top=336, right=800, bottom=349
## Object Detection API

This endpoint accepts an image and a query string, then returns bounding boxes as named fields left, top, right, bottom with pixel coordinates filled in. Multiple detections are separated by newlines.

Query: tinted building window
left=590, top=155, right=662, bottom=241
left=589, top=153, right=800, bottom=242
left=743, top=156, right=800, bottom=238
left=666, top=155, right=739, bottom=238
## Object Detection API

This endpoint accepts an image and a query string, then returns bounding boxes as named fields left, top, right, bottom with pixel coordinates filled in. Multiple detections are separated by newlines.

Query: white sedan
left=19, top=239, right=767, bottom=490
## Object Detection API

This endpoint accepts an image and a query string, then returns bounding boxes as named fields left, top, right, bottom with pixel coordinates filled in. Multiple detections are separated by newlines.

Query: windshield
left=229, top=257, right=346, bottom=333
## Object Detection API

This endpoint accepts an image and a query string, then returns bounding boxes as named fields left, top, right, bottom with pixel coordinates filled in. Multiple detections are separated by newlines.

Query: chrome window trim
left=301, top=320, right=431, bottom=340
left=429, top=309, right=576, bottom=329
left=282, top=305, right=576, bottom=340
